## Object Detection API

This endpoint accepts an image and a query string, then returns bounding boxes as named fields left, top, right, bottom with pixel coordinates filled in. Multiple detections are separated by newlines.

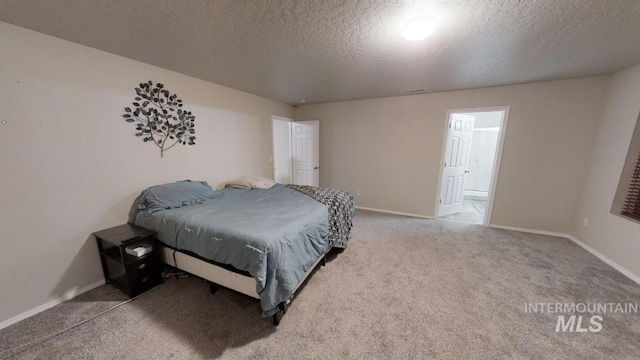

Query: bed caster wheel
left=273, top=302, right=287, bottom=325
left=209, top=282, right=218, bottom=295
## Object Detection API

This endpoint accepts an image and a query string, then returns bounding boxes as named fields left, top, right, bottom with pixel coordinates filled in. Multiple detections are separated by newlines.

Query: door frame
left=271, top=115, right=293, bottom=184
left=435, top=106, right=510, bottom=226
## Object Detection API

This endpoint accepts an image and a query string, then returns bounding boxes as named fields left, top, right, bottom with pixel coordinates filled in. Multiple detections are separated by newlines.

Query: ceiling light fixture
left=299, top=99, right=307, bottom=103
left=402, top=17, right=437, bottom=41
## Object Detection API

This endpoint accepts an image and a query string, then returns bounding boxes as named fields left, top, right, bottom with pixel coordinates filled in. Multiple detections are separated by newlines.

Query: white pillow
left=225, top=176, right=277, bottom=189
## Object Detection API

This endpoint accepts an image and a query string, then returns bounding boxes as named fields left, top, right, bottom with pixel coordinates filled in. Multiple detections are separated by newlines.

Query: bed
left=134, top=180, right=354, bottom=324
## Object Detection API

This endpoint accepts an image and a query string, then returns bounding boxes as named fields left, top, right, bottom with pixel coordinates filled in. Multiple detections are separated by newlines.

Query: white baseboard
left=356, top=206, right=434, bottom=219
left=463, top=190, right=489, bottom=198
left=488, top=224, right=569, bottom=238
left=489, top=224, right=640, bottom=285
left=0, top=279, right=105, bottom=330
left=565, top=235, right=640, bottom=285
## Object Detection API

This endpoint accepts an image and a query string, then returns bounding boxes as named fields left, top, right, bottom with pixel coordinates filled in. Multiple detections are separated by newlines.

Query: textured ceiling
left=1, top=0, right=640, bottom=105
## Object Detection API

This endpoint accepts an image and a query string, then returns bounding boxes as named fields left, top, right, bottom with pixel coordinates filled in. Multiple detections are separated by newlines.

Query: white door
left=438, top=114, right=475, bottom=217
left=291, top=120, right=319, bottom=186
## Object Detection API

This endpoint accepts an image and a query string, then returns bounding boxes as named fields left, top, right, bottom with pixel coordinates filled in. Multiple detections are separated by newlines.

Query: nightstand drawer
left=128, top=257, right=160, bottom=288
left=128, top=258, right=158, bottom=278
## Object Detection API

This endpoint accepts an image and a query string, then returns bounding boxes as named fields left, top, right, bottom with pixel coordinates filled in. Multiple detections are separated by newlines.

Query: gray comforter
left=135, top=184, right=329, bottom=316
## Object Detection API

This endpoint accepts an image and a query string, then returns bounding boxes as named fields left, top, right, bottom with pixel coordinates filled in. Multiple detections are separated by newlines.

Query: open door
left=438, top=114, right=475, bottom=217
left=291, top=120, right=319, bottom=186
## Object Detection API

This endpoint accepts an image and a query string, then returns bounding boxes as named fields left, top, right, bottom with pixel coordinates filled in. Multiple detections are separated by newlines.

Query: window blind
left=621, top=152, right=640, bottom=221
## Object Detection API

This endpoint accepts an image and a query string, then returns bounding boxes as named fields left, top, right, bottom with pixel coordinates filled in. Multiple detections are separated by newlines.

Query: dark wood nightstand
left=94, top=224, right=161, bottom=298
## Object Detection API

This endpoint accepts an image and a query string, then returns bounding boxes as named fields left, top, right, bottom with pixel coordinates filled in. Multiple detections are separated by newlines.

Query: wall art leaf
left=122, top=81, right=196, bottom=157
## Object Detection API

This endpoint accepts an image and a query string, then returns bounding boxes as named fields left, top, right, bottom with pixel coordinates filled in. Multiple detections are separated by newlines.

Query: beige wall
left=295, top=77, right=608, bottom=233
left=0, top=22, right=293, bottom=323
left=573, top=64, right=640, bottom=279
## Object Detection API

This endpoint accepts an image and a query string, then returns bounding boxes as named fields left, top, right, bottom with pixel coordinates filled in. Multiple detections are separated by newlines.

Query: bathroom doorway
left=436, top=107, right=509, bottom=225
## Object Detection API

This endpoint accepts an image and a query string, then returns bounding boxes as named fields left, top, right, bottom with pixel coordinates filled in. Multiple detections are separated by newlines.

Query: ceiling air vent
left=407, top=88, right=425, bottom=94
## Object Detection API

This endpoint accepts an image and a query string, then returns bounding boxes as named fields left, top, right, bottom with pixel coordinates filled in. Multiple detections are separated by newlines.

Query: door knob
left=314, top=166, right=319, bottom=170
left=464, top=170, right=470, bottom=174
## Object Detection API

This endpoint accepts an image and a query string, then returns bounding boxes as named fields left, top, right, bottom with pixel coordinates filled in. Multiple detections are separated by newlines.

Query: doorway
left=436, top=107, right=509, bottom=225
left=271, top=117, right=320, bottom=186
left=271, top=116, right=293, bottom=184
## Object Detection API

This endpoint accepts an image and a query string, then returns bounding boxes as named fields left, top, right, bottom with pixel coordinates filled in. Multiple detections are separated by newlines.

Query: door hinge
left=443, top=162, right=446, bottom=168
left=449, top=122, right=452, bottom=129
left=439, top=199, right=442, bottom=204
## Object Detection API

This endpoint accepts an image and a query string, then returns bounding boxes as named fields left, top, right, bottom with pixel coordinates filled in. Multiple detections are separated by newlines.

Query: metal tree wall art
left=122, top=81, right=196, bottom=157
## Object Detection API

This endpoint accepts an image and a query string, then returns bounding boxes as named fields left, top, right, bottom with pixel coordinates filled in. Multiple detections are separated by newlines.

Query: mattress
left=135, top=184, right=329, bottom=316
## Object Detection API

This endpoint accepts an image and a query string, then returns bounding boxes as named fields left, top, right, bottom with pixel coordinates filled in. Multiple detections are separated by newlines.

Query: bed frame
left=157, top=243, right=327, bottom=325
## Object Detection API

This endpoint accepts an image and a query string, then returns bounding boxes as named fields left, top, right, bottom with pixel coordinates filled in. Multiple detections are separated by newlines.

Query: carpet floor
left=1, top=210, right=639, bottom=359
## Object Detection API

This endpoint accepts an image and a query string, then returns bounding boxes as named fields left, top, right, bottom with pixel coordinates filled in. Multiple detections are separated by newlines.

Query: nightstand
left=94, top=224, right=161, bottom=298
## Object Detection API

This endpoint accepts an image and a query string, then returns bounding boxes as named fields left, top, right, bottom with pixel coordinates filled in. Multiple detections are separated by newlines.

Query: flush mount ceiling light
left=402, top=17, right=437, bottom=41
